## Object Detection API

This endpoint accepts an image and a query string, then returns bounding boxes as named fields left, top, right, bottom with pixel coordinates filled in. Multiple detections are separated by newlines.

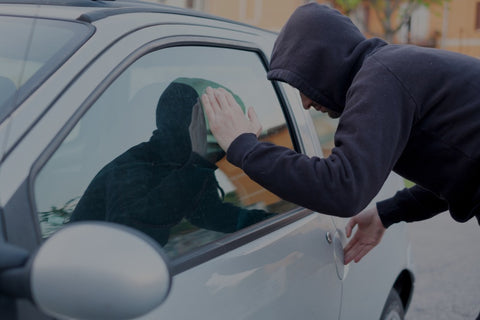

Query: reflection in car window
left=0, top=16, right=92, bottom=122
left=34, top=46, right=297, bottom=258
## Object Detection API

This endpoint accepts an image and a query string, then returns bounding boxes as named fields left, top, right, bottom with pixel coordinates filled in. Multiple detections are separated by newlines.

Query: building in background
left=155, top=0, right=205, bottom=11
left=202, top=0, right=309, bottom=31
left=149, top=0, right=480, bottom=57
left=438, top=0, right=480, bottom=57
left=152, top=0, right=310, bottom=31
left=357, top=0, right=480, bottom=57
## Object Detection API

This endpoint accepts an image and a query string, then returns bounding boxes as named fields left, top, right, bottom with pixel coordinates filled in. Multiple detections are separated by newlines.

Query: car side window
left=0, top=16, right=92, bottom=121
left=34, top=46, right=297, bottom=258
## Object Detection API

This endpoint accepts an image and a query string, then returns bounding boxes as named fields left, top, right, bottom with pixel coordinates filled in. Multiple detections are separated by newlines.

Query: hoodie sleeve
left=377, top=185, right=448, bottom=228
left=227, top=58, right=417, bottom=217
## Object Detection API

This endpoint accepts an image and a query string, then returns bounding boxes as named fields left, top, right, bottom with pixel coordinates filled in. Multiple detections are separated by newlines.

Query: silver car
left=0, top=1, right=414, bottom=319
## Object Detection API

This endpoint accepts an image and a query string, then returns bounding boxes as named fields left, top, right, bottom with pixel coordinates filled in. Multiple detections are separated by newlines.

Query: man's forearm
left=377, top=185, right=449, bottom=228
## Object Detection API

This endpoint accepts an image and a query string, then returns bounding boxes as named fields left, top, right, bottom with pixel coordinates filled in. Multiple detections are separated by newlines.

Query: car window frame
left=28, top=35, right=313, bottom=274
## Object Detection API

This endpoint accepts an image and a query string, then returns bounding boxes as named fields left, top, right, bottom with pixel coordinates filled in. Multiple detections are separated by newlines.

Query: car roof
left=0, top=0, right=197, bottom=10
left=0, top=0, right=214, bottom=19
left=0, top=0, right=274, bottom=32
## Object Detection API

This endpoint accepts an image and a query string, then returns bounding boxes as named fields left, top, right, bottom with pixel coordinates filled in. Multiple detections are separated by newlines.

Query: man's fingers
left=247, top=107, right=262, bottom=136
left=205, top=87, right=222, bottom=111
left=343, top=234, right=357, bottom=252
left=213, top=88, right=230, bottom=110
left=344, top=247, right=356, bottom=265
left=202, top=93, right=215, bottom=121
left=345, top=242, right=375, bottom=264
left=354, top=246, right=372, bottom=263
left=344, top=237, right=364, bottom=263
left=218, top=88, right=239, bottom=109
left=345, top=245, right=363, bottom=264
left=345, top=217, right=357, bottom=238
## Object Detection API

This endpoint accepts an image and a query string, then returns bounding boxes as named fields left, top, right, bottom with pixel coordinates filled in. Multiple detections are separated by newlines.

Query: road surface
left=405, top=213, right=480, bottom=320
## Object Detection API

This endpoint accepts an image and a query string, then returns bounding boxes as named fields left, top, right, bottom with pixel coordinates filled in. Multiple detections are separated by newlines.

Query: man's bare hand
left=343, top=206, right=386, bottom=265
left=201, top=87, right=262, bottom=151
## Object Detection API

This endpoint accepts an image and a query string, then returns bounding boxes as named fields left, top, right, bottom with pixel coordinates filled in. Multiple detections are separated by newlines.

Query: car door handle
left=326, top=231, right=348, bottom=279
left=333, top=230, right=349, bottom=280
left=325, top=231, right=333, bottom=244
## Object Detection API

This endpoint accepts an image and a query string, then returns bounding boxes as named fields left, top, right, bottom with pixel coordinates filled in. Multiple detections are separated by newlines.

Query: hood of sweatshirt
left=267, top=3, right=387, bottom=114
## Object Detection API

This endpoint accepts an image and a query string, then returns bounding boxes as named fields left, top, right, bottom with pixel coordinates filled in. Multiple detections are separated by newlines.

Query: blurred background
left=145, top=0, right=480, bottom=58
left=147, top=1, right=480, bottom=319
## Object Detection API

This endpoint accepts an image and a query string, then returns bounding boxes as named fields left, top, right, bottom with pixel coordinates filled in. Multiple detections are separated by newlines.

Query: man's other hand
left=202, top=87, right=262, bottom=151
left=344, top=206, right=386, bottom=265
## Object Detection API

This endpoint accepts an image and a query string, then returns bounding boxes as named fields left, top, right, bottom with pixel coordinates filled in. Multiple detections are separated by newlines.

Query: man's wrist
left=226, top=133, right=259, bottom=167
left=376, top=201, right=399, bottom=229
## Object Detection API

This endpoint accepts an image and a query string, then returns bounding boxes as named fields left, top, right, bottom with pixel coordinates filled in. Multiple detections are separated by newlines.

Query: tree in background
left=329, top=0, right=362, bottom=14
left=328, top=0, right=449, bottom=43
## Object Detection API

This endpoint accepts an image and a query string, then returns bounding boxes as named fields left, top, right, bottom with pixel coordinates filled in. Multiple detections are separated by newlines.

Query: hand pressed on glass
left=202, top=87, right=262, bottom=151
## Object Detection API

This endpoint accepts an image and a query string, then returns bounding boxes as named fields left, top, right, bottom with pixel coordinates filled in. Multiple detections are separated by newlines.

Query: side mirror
left=0, top=222, right=171, bottom=320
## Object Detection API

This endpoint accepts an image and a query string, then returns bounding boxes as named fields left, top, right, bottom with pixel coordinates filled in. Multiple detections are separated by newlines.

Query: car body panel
left=334, top=173, right=412, bottom=320
left=144, top=213, right=341, bottom=320
left=0, top=3, right=89, bottom=20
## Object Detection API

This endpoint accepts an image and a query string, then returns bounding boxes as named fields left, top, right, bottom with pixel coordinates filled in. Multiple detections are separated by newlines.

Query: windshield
left=0, top=16, right=93, bottom=123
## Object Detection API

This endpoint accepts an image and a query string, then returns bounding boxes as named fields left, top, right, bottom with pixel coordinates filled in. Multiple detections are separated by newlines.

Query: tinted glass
left=0, top=16, right=92, bottom=121
left=34, top=46, right=297, bottom=258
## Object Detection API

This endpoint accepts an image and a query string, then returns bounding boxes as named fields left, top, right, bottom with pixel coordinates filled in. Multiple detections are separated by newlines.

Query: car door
left=1, top=14, right=342, bottom=319
left=305, top=106, right=412, bottom=319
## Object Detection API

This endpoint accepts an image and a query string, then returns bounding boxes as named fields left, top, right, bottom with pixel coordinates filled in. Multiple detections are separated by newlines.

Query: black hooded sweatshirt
left=226, top=3, right=480, bottom=227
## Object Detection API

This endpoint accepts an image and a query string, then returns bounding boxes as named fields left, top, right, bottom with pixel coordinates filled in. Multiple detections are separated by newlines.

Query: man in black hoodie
left=202, top=3, right=480, bottom=265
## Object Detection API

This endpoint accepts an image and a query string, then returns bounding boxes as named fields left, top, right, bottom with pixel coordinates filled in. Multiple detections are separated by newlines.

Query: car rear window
left=0, top=16, right=93, bottom=122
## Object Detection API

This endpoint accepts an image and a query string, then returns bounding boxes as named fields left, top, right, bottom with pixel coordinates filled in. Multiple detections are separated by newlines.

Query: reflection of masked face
left=153, top=79, right=238, bottom=164
left=189, top=101, right=207, bottom=157
left=151, top=82, right=199, bottom=165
